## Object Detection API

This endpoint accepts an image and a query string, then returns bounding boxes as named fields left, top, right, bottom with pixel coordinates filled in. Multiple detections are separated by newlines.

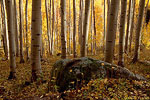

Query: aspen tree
left=79, top=0, right=84, bottom=56
left=49, top=0, right=52, bottom=55
left=14, top=0, right=19, bottom=57
left=125, top=0, right=132, bottom=53
left=31, top=0, right=42, bottom=81
left=105, top=0, right=120, bottom=63
left=6, top=0, right=17, bottom=79
left=81, top=0, right=90, bottom=57
left=56, top=4, right=59, bottom=50
left=93, top=0, right=97, bottom=55
left=45, top=0, right=51, bottom=55
left=68, top=0, right=71, bottom=54
left=73, top=0, right=77, bottom=57
left=118, top=0, right=127, bottom=67
left=103, top=0, right=106, bottom=53
left=19, top=0, right=25, bottom=63
left=1, top=0, right=8, bottom=59
left=60, top=0, right=67, bottom=59
left=51, top=0, right=55, bottom=55
left=129, top=0, right=136, bottom=52
left=132, top=0, right=146, bottom=63
left=90, top=0, right=93, bottom=55
left=25, top=0, right=29, bottom=60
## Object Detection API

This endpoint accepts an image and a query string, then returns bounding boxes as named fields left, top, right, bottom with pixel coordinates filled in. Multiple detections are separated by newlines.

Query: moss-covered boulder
left=49, top=57, right=146, bottom=92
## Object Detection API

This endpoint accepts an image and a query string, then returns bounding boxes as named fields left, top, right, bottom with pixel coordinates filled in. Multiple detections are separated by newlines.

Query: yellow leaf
left=69, top=69, right=72, bottom=72
left=101, top=63, right=105, bottom=66
left=108, top=88, right=113, bottom=91
left=104, top=78, right=108, bottom=83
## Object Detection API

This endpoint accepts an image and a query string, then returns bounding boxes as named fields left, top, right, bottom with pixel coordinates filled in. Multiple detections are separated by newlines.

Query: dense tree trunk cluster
left=105, top=0, right=146, bottom=66
left=0, top=0, right=148, bottom=86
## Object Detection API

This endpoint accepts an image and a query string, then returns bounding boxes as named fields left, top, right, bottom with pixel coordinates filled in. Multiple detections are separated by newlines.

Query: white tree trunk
left=105, top=0, right=120, bottom=63
left=51, top=0, right=55, bottom=55
left=132, top=0, right=145, bottom=63
left=56, top=5, right=59, bottom=51
left=73, top=0, right=77, bottom=58
left=19, top=0, right=25, bottom=63
left=60, top=0, right=67, bottom=59
left=93, top=0, right=97, bottom=55
left=14, top=0, right=19, bottom=57
left=103, top=0, right=106, bottom=53
left=49, top=0, right=52, bottom=55
left=1, top=0, right=9, bottom=59
left=45, top=0, right=51, bottom=55
left=6, top=0, right=17, bottom=79
left=68, top=0, right=71, bottom=55
left=31, top=0, right=42, bottom=81
left=90, top=0, right=93, bottom=55
left=79, top=0, right=84, bottom=56
left=129, top=0, right=136, bottom=52
left=81, top=0, right=90, bottom=57
left=118, top=0, right=127, bottom=67
left=106, top=0, right=110, bottom=29
left=125, top=0, right=132, bottom=53
left=25, top=0, right=29, bottom=60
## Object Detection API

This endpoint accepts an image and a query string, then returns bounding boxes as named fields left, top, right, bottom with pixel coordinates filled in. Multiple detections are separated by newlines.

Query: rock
left=49, top=57, right=147, bottom=92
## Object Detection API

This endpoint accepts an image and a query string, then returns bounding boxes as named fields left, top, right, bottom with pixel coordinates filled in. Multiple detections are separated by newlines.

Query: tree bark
left=107, top=0, right=110, bottom=13
left=60, top=0, right=67, bottom=59
left=1, top=0, right=9, bottom=59
left=129, top=0, right=136, bottom=52
left=125, top=0, right=132, bottom=53
left=81, top=0, right=91, bottom=57
left=19, top=0, right=25, bottom=63
left=106, top=0, right=110, bottom=29
left=25, top=0, right=29, bottom=61
left=73, top=0, right=77, bottom=58
left=103, top=0, right=106, bottom=53
left=56, top=4, right=59, bottom=51
left=40, top=16, right=43, bottom=59
left=14, top=0, right=19, bottom=57
left=68, top=0, right=71, bottom=55
left=45, top=0, right=51, bottom=55
left=118, top=0, right=127, bottom=67
left=0, top=12, right=2, bottom=48
left=49, top=0, right=52, bottom=55
left=105, top=0, right=110, bottom=55
left=105, top=0, right=120, bottom=63
left=31, top=0, right=42, bottom=81
left=51, top=0, right=55, bottom=55
left=6, top=0, right=17, bottom=79
left=79, top=0, right=84, bottom=56
left=93, top=0, right=97, bottom=55
left=90, top=0, right=93, bottom=55
left=132, top=0, right=146, bottom=63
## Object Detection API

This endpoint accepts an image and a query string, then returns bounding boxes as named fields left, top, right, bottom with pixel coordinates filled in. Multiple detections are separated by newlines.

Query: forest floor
left=0, top=48, right=150, bottom=100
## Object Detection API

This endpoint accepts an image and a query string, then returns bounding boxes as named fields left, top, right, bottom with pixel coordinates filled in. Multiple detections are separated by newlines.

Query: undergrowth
left=0, top=49, right=150, bottom=100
